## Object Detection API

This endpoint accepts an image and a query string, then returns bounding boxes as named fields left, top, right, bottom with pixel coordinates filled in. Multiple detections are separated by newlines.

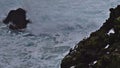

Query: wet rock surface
left=3, top=8, right=30, bottom=30
left=61, top=5, right=120, bottom=68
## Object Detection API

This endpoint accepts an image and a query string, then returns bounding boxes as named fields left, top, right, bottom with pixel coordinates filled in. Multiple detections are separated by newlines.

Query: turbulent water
left=0, top=0, right=120, bottom=68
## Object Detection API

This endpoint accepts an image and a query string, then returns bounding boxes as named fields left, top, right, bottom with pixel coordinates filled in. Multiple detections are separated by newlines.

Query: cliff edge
left=61, top=5, right=120, bottom=68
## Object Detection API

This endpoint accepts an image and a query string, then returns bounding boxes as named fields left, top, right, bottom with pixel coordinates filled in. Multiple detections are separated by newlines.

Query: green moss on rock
left=61, top=5, right=120, bottom=68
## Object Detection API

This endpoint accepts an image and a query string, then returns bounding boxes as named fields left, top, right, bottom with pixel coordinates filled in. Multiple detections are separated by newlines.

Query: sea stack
left=3, top=8, right=30, bottom=30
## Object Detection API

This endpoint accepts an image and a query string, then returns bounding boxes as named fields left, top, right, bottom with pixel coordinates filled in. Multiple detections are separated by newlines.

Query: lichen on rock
left=61, top=5, right=120, bottom=68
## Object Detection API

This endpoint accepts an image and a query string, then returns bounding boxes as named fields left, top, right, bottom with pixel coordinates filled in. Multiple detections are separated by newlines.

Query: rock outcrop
left=3, top=8, right=30, bottom=30
left=61, top=5, right=120, bottom=68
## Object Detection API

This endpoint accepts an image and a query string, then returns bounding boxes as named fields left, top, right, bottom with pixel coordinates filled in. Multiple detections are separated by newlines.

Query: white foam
left=0, top=0, right=120, bottom=68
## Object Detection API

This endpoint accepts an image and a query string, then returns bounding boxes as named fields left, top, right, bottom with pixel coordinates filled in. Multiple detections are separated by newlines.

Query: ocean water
left=0, top=0, right=120, bottom=68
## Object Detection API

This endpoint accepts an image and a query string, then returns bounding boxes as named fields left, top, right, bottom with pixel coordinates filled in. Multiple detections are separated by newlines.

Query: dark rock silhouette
left=3, top=8, right=30, bottom=30
left=61, top=5, right=120, bottom=68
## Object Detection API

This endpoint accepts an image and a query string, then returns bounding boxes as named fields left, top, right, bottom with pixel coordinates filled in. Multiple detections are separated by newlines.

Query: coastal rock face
left=3, top=8, right=30, bottom=30
left=61, top=5, right=120, bottom=68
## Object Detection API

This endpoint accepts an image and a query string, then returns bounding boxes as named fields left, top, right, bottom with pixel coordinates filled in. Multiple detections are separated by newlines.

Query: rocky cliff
left=61, top=5, right=120, bottom=68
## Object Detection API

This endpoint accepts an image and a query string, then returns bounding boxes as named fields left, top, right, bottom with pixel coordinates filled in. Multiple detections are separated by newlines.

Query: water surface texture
left=0, top=0, right=120, bottom=68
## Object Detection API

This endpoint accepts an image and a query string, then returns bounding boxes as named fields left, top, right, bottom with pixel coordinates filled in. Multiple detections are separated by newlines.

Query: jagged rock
left=61, top=5, right=120, bottom=68
left=3, top=8, right=30, bottom=30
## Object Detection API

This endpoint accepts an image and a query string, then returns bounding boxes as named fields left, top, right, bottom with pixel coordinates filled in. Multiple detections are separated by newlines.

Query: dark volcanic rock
left=61, top=5, right=120, bottom=68
left=3, top=8, right=30, bottom=30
